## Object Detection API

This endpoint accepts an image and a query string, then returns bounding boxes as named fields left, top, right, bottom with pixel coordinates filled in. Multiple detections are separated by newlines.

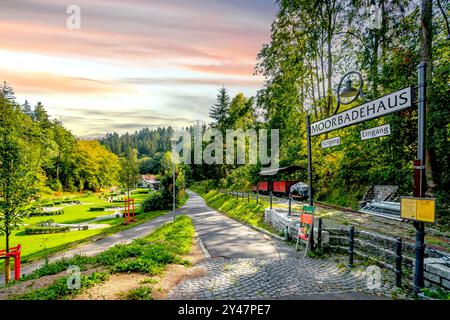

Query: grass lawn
left=1, top=189, right=189, bottom=264
left=10, top=215, right=195, bottom=300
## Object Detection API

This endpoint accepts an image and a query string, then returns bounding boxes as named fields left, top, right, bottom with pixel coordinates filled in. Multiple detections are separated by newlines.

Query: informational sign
left=360, top=124, right=391, bottom=141
left=400, top=197, right=436, bottom=223
left=321, top=137, right=341, bottom=149
left=311, top=87, right=412, bottom=136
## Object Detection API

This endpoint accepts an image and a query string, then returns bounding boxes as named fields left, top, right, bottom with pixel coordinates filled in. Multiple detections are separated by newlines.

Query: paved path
left=176, top=191, right=293, bottom=259
left=0, top=210, right=176, bottom=284
left=169, top=191, right=391, bottom=300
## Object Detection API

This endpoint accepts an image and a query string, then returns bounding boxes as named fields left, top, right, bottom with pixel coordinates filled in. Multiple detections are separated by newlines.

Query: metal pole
left=414, top=62, right=427, bottom=293
left=317, top=218, right=323, bottom=250
left=395, top=238, right=403, bottom=288
left=172, top=143, right=176, bottom=222
left=270, top=191, right=273, bottom=209
left=306, top=114, right=315, bottom=250
left=288, top=195, right=292, bottom=216
left=306, top=115, right=314, bottom=208
left=256, top=188, right=259, bottom=204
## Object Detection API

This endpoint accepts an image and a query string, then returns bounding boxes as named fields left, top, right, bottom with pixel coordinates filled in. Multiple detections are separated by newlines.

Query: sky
left=0, top=0, right=277, bottom=138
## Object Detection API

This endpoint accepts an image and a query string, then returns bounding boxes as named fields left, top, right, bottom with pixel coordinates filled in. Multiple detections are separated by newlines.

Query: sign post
left=305, top=62, right=429, bottom=293
left=306, top=114, right=314, bottom=251
left=413, top=62, right=428, bottom=293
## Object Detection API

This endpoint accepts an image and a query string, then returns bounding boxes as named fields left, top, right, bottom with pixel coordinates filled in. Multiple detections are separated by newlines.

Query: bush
left=141, top=191, right=169, bottom=212
left=113, top=258, right=165, bottom=274
left=89, top=207, right=106, bottom=212
left=25, top=226, right=70, bottom=235
left=125, top=287, right=152, bottom=300
left=29, top=209, right=64, bottom=217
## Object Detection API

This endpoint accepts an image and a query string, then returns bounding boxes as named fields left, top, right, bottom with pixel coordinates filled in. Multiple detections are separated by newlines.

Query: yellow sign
left=400, top=197, right=436, bottom=223
left=401, top=198, right=417, bottom=220
left=416, top=199, right=436, bottom=223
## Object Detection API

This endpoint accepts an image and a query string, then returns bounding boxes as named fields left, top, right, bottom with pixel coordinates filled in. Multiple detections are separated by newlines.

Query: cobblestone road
left=169, top=191, right=392, bottom=300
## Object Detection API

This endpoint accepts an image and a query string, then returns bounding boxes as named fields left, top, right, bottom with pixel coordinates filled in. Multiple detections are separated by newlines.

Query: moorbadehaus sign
left=311, top=87, right=412, bottom=136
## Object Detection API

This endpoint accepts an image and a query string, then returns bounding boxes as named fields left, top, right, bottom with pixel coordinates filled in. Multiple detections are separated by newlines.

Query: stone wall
left=264, top=207, right=450, bottom=293
left=424, top=258, right=450, bottom=290
left=264, top=208, right=329, bottom=245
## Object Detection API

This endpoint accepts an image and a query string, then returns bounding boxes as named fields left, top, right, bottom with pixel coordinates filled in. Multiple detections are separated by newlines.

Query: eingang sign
left=311, top=87, right=412, bottom=136
left=360, top=124, right=391, bottom=141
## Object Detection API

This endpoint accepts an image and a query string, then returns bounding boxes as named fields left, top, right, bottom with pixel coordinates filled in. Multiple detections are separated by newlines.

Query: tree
left=21, top=100, right=33, bottom=117
left=119, top=148, right=140, bottom=198
left=0, top=94, right=37, bottom=283
left=209, top=87, right=230, bottom=131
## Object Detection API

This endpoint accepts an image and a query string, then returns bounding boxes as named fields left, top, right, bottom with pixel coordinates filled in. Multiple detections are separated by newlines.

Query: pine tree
left=0, top=82, right=15, bottom=101
left=209, top=87, right=230, bottom=130
left=22, top=100, right=33, bottom=117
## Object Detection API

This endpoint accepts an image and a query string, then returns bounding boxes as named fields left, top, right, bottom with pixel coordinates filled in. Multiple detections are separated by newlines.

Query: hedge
left=89, top=207, right=106, bottom=212
left=25, top=226, right=70, bottom=235
left=29, top=209, right=64, bottom=217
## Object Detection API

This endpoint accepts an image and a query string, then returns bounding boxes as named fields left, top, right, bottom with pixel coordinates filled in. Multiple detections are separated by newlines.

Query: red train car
left=273, top=181, right=298, bottom=195
left=257, top=181, right=269, bottom=192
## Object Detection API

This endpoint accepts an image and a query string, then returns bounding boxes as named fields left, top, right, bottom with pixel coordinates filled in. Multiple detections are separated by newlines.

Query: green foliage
left=112, top=258, right=165, bottom=274
left=29, top=209, right=64, bottom=217
left=119, top=148, right=141, bottom=197
left=124, top=286, right=153, bottom=300
left=422, top=288, right=450, bottom=300
left=17, top=215, right=194, bottom=284
left=88, top=207, right=106, bottom=212
left=25, top=225, right=70, bottom=235
left=209, top=87, right=231, bottom=130
left=12, top=272, right=109, bottom=300
left=193, top=186, right=273, bottom=232
left=142, top=191, right=168, bottom=211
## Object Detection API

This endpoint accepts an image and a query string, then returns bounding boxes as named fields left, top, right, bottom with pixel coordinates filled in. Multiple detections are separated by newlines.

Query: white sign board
left=311, top=87, right=412, bottom=136
left=360, top=124, right=391, bottom=141
left=321, top=137, right=341, bottom=149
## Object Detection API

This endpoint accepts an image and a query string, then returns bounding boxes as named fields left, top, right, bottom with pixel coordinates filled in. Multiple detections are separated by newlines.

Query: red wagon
left=273, top=181, right=298, bottom=195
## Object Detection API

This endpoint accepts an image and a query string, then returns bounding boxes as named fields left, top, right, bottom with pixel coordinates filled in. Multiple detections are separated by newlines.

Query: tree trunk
left=421, top=0, right=435, bottom=190
left=4, top=229, right=10, bottom=284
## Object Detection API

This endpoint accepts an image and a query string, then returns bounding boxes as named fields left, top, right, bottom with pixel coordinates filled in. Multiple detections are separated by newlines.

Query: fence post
left=348, top=226, right=355, bottom=268
left=284, top=225, right=290, bottom=241
left=288, top=196, right=292, bottom=216
left=247, top=192, right=250, bottom=203
left=270, top=192, right=273, bottom=209
left=256, top=190, right=259, bottom=204
left=317, top=218, right=323, bottom=250
left=395, top=238, right=403, bottom=288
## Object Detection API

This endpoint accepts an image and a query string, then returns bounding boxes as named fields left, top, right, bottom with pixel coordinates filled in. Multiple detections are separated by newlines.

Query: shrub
left=25, top=223, right=70, bottom=235
left=29, top=209, right=64, bottom=217
left=112, top=258, right=164, bottom=275
left=141, top=191, right=169, bottom=212
left=89, top=207, right=105, bottom=212
left=125, top=287, right=152, bottom=300
left=12, top=272, right=109, bottom=300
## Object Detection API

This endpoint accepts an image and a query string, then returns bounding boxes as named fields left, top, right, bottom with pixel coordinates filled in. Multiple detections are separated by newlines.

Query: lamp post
left=170, top=137, right=178, bottom=222
left=334, top=71, right=366, bottom=115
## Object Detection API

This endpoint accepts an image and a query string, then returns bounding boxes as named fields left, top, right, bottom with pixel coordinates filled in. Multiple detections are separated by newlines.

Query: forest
left=102, top=0, right=449, bottom=212
left=0, top=82, right=120, bottom=194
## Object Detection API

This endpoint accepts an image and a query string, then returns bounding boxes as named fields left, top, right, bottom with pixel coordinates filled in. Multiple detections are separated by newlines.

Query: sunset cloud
left=0, top=0, right=276, bottom=137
